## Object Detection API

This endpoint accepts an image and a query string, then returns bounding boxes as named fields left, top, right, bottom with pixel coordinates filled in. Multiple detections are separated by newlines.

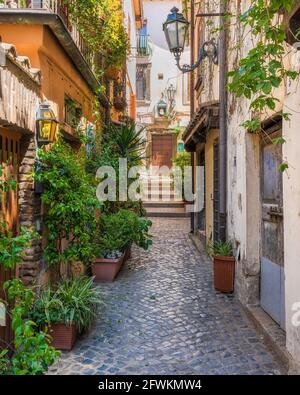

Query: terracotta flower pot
left=213, top=255, right=235, bottom=293
left=92, top=252, right=126, bottom=282
left=113, top=96, right=127, bottom=111
left=105, top=66, right=120, bottom=80
left=49, top=323, right=77, bottom=351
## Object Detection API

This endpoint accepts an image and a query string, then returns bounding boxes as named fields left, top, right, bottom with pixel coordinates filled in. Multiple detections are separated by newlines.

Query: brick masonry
left=18, top=135, right=43, bottom=286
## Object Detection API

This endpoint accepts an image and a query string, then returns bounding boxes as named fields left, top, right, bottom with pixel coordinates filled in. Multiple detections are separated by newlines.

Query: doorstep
left=242, top=305, right=295, bottom=374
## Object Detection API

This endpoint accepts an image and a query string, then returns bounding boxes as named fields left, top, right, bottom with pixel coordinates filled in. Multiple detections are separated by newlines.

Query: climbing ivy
left=228, top=1, right=298, bottom=130
left=62, top=0, right=129, bottom=71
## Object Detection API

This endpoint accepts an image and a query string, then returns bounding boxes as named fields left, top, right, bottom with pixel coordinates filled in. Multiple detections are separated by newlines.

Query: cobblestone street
left=49, top=218, right=284, bottom=375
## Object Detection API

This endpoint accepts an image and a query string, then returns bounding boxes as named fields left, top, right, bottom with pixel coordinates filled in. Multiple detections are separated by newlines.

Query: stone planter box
left=213, top=256, right=235, bottom=294
left=49, top=323, right=77, bottom=351
left=92, top=247, right=132, bottom=282
left=92, top=252, right=125, bottom=282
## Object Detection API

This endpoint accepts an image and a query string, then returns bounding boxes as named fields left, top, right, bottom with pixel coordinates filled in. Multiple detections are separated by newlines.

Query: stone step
left=144, top=201, right=185, bottom=208
left=146, top=207, right=190, bottom=218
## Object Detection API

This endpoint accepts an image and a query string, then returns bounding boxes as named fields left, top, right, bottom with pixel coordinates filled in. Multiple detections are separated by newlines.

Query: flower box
left=92, top=252, right=126, bottom=282
left=49, top=323, right=77, bottom=351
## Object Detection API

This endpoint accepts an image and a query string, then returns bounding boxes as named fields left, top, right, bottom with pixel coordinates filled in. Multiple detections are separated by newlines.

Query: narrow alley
left=49, top=218, right=283, bottom=375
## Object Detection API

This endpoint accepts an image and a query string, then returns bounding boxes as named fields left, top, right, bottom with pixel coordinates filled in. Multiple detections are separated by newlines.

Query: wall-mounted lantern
left=166, top=84, right=176, bottom=109
left=36, top=101, right=58, bottom=145
left=157, top=95, right=168, bottom=117
left=163, top=7, right=218, bottom=73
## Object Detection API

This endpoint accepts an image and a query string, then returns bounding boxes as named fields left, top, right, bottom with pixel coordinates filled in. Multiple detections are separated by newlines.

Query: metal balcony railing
left=1, top=0, right=101, bottom=75
left=137, top=34, right=150, bottom=57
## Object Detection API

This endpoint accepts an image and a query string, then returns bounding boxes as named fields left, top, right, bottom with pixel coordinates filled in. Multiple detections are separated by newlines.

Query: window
left=64, top=96, right=82, bottom=129
left=285, top=5, right=300, bottom=46
left=136, top=64, right=150, bottom=101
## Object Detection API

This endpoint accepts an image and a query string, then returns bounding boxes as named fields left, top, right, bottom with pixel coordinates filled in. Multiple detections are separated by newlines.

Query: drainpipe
left=219, top=0, right=227, bottom=242
left=190, top=0, right=195, bottom=233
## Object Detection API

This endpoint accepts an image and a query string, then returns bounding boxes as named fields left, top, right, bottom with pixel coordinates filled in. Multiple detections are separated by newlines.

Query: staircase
left=142, top=173, right=190, bottom=218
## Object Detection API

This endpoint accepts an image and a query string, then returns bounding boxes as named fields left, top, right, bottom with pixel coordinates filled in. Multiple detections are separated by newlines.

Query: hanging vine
left=227, top=0, right=298, bottom=172
left=63, top=0, right=129, bottom=71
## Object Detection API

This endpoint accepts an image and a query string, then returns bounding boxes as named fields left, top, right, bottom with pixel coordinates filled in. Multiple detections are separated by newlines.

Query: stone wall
left=18, top=135, right=43, bottom=286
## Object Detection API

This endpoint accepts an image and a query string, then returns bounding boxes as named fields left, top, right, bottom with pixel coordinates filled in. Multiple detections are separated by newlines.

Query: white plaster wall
left=123, top=0, right=137, bottom=99
left=282, top=49, right=300, bottom=368
left=137, top=0, right=190, bottom=126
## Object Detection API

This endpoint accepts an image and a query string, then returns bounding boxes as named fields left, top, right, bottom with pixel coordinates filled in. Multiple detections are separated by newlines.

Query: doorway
left=260, top=130, right=285, bottom=329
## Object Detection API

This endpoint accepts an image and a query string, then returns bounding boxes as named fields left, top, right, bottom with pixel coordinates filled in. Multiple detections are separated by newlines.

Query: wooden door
left=0, top=129, right=20, bottom=349
left=152, top=134, right=175, bottom=168
left=213, top=142, right=220, bottom=242
left=260, top=132, right=285, bottom=329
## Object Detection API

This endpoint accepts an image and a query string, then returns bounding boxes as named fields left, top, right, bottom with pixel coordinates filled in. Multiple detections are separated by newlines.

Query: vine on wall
left=227, top=0, right=298, bottom=170
left=63, top=0, right=129, bottom=71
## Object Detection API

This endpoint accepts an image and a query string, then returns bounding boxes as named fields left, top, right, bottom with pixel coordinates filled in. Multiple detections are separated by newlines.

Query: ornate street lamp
left=36, top=101, right=58, bottom=145
left=166, top=84, right=176, bottom=109
left=157, top=95, right=168, bottom=117
left=163, top=7, right=218, bottom=73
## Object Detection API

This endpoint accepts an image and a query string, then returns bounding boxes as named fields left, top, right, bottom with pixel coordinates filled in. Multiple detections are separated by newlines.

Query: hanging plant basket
left=105, top=66, right=120, bottom=80
left=113, top=96, right=127, bottom=112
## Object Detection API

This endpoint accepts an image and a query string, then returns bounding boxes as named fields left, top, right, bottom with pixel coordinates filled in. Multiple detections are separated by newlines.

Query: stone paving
left=49, top=218, right=284, bottom=375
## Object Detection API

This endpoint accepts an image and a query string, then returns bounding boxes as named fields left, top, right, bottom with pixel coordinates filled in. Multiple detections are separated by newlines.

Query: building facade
left=136, top=0, right=190, bottom=169
left=0, top=1, right=108, bottom=287
left=183, top=0, right=300, bottom=374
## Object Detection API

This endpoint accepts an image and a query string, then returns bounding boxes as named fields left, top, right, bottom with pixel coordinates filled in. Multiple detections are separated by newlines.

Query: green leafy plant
left=207, top=241, right=233, bottom=257
left=30, top=277, right=101, bottom=334
left=98, top=209, right=152, bottom=257
left=0, top=168, right=59, bottom=375
left=172, top=152, right=191, bottom=197
left=0, top=225, right=34, bottom=270
left=227, top=0, right=298, bottom=170
left=0, top=280, right=60, bottom=375
left=62, top=0, right=129, bottom=71
left=95, top=122, right=147, bottom=216
left=33, top=139, right=101, bottom=270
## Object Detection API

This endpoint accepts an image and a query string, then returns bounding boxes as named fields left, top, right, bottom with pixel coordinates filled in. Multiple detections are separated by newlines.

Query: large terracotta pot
left=213, top=255, right=235, bottom=293
left=49, top=323, right=77, bottom=351
left=92, top=252, right=126, bottom=282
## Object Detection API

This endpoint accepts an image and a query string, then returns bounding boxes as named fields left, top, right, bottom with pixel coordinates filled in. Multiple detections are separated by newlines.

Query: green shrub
left=206, top=241, right=233, bottom=257
left=98, top=209, right=152, bottom=257
left=34, top=139, right=101, bottom=268
left=30, top=277, right=101, bottom=333
left=0, top=279, right=60, bottom=375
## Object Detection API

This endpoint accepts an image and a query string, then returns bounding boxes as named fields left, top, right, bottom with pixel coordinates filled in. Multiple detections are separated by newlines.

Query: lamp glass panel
left=39, top=120, right=52, bottom=141
left=166, top=22, right=178, bottom=51
left=177, top=21, right=188, bottom=50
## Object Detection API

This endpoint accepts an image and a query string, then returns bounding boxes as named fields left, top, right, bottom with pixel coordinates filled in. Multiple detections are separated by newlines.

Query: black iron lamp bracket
left=175, top=38, right=218, bottom=73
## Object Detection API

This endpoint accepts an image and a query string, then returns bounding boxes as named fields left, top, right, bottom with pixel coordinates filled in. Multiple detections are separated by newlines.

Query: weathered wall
left=204, top=129, right=218, bottom=241
left=282, top=50, right=300, bottom=371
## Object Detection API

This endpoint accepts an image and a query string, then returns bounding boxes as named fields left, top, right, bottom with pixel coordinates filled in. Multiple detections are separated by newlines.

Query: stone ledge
left=242, top=305, right=292, bottom=374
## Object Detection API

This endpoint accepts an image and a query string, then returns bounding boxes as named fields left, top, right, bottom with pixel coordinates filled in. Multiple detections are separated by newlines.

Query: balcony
left=0, top=0, right=106, bottom=102
left=137, top=34, right=150, bottom=57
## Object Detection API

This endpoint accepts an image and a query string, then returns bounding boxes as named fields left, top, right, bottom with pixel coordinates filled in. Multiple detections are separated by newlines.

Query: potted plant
left=93, top=209, right=152, bottom=282
left=105, top=65, right=120, bottom=80
left=207, top=241, right=235, bottom=293
left=113, top=96, right=127, bottom=112
left=30, top=277, right=100, bottom=351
